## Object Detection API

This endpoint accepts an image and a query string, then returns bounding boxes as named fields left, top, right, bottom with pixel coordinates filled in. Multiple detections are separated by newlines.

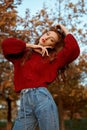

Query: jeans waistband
left=21, top=88, right=36, bottom=94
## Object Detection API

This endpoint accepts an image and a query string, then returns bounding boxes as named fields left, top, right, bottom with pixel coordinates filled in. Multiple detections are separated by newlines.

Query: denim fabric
left=12, top=87, right=59, bottom=130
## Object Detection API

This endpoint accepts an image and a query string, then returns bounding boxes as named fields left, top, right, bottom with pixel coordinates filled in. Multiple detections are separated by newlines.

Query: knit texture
left=2, top=34, right=80, bottom=92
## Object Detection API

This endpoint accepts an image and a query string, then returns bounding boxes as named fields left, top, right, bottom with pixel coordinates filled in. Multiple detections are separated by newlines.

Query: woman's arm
left=1, top=37, right=26, bottom=62
left=54, top=24, right=80, bottom=68
left=56, top=33, right=80, bottom=69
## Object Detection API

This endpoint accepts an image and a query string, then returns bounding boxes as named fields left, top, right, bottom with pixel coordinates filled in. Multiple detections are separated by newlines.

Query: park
left=0, top=0, right=87, bottom=130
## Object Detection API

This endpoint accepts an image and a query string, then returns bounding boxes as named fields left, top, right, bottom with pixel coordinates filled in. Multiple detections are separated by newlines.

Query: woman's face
left=39, top=31, right=59, bottom=48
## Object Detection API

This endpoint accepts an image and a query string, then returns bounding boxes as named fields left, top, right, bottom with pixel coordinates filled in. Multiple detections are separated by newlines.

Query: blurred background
left=0, top=0, right=87, bottom=130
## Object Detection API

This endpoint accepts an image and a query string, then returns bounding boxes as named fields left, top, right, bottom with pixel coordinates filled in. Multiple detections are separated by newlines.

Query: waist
left=21, top=88, right=36, bottom=93
left=15, top=82, right=48, bottom=92
left=21, top=86, right=48, bottom=94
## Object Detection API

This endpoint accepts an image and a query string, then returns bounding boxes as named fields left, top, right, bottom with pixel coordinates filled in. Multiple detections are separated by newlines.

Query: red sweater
left=2, top=34, right=80, bottom=92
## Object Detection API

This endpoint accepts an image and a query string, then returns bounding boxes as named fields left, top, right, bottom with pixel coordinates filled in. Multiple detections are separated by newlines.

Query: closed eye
left=50, top=39, right=54, bottom=42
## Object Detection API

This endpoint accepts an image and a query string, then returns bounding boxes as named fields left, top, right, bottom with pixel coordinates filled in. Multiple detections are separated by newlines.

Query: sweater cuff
left=2, top=38, right=26, bottom=56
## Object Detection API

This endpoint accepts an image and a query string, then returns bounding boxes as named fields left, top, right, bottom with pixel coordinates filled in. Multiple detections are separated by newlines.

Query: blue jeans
left=12, top=87, right=59, bottom=130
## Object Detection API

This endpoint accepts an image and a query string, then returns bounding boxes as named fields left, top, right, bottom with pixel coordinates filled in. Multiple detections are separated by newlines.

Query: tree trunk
left=57, top=87, right=65, bottom=130
left=6, top=122, right=12, bottom=130
left=6, top=97, right=12, bottom=130
left=55, top=76, right=65, bottom=130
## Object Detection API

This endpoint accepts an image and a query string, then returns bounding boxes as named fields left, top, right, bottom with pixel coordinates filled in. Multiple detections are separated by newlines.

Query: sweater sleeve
left=1, top=37, right=26, bottom=62
left=56, top=34, right=80, bottom=69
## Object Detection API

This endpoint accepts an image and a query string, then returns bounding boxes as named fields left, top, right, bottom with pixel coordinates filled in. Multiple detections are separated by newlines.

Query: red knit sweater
left=2, top=34, right=80, bottom=92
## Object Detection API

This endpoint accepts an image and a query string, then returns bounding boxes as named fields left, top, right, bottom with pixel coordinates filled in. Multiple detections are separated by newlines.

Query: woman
left=2, top=24, right=80, bottom=130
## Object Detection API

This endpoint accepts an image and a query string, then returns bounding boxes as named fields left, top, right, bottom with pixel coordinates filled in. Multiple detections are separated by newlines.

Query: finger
left=45, top=49, right=49, bottom=56
left=42, top=50, right=45, bottom=57
left=41, top=48, right=45, bottom=57
left=42, top=48, right=49, bottom=57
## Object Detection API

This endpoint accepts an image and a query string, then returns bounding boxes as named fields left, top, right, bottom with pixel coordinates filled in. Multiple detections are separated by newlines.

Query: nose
left=42, top=38, right=46, bottom=42
left=42, top=36, right=49, bottom=42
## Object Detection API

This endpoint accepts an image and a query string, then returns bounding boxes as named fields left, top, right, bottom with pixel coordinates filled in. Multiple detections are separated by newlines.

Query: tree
left=0, top=0, right=22, bottom=129
left=0, top=0, right=87, bottom=130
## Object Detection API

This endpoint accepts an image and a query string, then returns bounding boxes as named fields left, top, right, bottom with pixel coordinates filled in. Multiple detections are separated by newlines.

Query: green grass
left=65, top=118, right=87, bottom=130
left=0, top=121, right=6, bottom=127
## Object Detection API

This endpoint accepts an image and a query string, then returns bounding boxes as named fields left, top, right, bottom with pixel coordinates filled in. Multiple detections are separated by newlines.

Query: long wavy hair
left=21, top=25, right=65, bottom=65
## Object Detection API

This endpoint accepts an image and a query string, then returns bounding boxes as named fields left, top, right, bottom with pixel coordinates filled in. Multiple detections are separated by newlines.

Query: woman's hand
left=55, top=24, right=69, bottom=36
left=26, top=43, right=49, bottom=57
left=35, top=45, right=49, bottom=57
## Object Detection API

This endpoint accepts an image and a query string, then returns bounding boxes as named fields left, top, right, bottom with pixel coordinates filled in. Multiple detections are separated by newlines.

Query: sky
left=17, top=0, right=57, bottom=17
left=17, top=0, right=83, bottom=17
left=17, top=1, right=87, bottom=48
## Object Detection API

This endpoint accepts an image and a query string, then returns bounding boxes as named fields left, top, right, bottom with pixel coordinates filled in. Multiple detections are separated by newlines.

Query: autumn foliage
left=0, top=0, right=87, bottom=130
